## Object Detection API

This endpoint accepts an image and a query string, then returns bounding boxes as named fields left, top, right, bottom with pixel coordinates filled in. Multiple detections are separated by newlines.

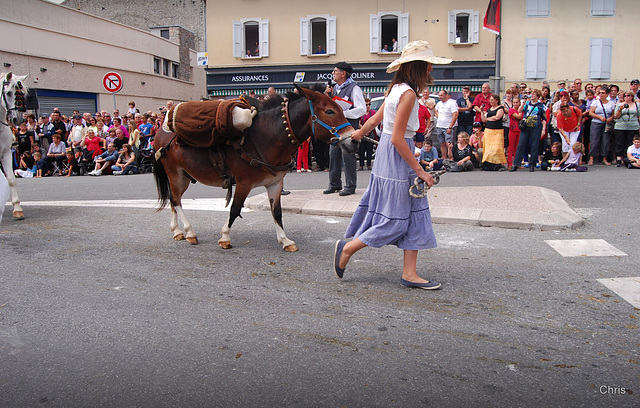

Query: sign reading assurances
left=103, top=71, right=123, bottom=93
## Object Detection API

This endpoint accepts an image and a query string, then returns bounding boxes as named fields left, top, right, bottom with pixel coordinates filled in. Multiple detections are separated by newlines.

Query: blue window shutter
left=590, top=38, right=612, bottom=79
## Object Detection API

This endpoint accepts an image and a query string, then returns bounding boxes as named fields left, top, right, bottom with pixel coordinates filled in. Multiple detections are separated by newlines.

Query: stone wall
left=62, top=0, right=206, bottom=51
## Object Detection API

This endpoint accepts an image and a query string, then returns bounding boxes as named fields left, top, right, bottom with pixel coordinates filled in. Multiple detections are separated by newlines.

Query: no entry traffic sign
left=103, top=71, right=123, bottom=93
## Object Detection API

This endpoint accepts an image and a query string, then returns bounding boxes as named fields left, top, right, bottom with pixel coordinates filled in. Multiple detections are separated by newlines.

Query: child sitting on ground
left=557, top=142, right=588, bottom=172
left=419, top=139, right=443, bottom=170
left=470, top=122, right=483, bottom=164
left=542, top=141, right=564, bottom=171
left=62, top=149, right=80, bottom=177
left=14, top=152, right=45, bottom=178
left=624, top=135, right=640, bottom=169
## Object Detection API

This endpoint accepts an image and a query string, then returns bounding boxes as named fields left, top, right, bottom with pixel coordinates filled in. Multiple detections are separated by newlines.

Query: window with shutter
left=232, top=19, right=269, bottom=58
left=524, top=38, right=548, bottom=79
left=526, top=0, right=550, bottom=17
left=589, top=38, right=613, bottom=79
left=369, top=12, right=408, bottom=53
left=447, top=10, right=480, bottom=44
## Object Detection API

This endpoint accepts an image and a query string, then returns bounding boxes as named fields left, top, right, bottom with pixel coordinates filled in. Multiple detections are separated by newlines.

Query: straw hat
left=386, top=40, right=452, bottom=73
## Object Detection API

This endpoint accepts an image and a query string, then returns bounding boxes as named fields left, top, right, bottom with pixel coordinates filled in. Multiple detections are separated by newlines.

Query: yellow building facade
left=205, top=0, right=497, bottom=97
left=501, top=0, right=639, bottom=91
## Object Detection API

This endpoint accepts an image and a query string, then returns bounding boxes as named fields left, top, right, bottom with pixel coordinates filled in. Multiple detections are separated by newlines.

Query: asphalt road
left=1, top=165, right=638, bottom=407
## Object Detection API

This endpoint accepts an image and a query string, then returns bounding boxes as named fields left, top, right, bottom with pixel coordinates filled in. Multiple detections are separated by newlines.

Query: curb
left=244, top=186, right=584, bottom=230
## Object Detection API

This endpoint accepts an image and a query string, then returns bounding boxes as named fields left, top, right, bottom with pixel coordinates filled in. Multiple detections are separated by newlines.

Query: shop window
left=589, top=38, right=612, bottom=79
left=233, top=19, right=269, bottom=58
left=448, top=10, right=479, bottom=44
left=300, top=15, right=336, bottom=55
left=524, top=38, right=547, bottom=79
left=369, top=12, right=408, bottom=53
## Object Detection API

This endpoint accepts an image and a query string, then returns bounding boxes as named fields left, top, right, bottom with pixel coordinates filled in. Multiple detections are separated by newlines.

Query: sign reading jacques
left=207, top=64, right=393, bottom=89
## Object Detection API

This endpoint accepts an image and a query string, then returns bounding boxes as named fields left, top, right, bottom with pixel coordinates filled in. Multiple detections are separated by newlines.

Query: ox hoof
left=186, top=236, right=199, bottom=245
left=218, top=241, right=232, bottom=249
left=13, top=211, right=25, bottom=220
left=173, top=233, right=186, bottom=241
left=284, top=244, right=298, bottom=252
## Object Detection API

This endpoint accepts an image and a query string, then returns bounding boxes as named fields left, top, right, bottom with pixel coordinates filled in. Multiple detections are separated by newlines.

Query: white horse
left=0, top=72, right=28, bottom=219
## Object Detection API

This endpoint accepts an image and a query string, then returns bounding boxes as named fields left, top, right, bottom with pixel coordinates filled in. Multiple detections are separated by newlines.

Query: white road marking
left=545, top=239, right=627, bottom=257
left=597, top=277, right=640, bottom=308
left=7, top=198, right=250, bottom=212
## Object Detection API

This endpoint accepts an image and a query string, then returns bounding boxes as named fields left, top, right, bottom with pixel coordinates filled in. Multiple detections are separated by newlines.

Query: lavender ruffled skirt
left=344, top=133, right=437, bottom=250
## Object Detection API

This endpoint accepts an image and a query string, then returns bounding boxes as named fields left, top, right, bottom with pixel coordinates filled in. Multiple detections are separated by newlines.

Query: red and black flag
left=483, top=0, right=501, bottom=35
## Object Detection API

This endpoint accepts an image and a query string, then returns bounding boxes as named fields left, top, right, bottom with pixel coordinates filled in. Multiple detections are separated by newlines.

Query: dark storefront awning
left=206, top=61, right=494, bottom=97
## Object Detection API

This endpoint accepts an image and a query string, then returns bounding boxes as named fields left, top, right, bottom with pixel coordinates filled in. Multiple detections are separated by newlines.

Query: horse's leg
left=170, top=204, right=185, bottom=241
left=266, top=181, right=297, bottom=252
left=169, top=173, right=198, bottom=245
left=218, top=182, right=252, bottom=249
left=1, top=152, right=23, bottom=219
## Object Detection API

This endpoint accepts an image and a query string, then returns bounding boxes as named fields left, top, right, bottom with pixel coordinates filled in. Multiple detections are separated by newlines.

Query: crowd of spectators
left=10, top=100, right=167, bottom=178
left=9, top=80, right=640, bottom=182
left=413, top=78, right=640, bottom=173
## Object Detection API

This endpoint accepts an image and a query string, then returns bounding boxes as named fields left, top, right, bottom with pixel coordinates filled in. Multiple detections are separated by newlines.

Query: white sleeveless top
left=383, top=83, right=419, bottom=139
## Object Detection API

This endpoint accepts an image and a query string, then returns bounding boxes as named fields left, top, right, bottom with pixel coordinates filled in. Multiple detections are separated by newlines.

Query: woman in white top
left=588, top=86, right=615, bottom=165
left=333, top=40, right=452, bottom=290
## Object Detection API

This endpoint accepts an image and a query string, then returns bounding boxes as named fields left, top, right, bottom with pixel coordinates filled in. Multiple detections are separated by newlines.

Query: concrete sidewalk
left=244, top=185, right=584, bottom=230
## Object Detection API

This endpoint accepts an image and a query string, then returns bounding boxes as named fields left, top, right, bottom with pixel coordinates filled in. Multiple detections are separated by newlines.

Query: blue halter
left=308, top=100, right=351, bottom=145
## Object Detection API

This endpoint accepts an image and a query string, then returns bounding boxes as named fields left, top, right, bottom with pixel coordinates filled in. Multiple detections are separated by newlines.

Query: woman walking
left=333, top=40, right=452, bottom=290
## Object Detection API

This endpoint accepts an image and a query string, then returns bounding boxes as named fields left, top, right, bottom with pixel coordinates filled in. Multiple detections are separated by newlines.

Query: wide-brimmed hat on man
left=386, top=40, right=452, bottom=73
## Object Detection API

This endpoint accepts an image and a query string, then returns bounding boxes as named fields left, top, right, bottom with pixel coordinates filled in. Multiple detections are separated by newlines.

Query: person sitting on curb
left=89, top=143, right=119, bottom=176
left=624, top=135, right=640, bottom=169
left=419, top=139, right=443, bottom=171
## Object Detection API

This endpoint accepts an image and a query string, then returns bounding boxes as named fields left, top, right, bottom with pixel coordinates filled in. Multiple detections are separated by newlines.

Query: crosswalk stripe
left=5, top=198, right=248, bottom=212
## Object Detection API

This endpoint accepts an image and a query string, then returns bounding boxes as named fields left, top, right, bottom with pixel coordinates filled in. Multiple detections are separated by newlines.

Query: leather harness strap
left=231, top=139, right=293, bottom=176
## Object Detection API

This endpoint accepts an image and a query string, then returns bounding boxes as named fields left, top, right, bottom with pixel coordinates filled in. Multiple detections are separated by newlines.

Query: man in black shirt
left=456, top=86, right=475, bottom=137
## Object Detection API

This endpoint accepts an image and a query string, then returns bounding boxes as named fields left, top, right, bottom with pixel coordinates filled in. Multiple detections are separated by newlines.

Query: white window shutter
left=589, top=38, right=603, bottom=78
left=525, top=0, right=535, bottom=16
left=600, top=38, right=613, bottom=78
left=604, top=0, right=616, bottom=15
left=592, top=0, right=616, bottom=16
left=260, top=19, right=269, bottom=57
left=537, top=38, right=548, bottom=78
left=591, top=0, right=604, bottom=15
left=525, top=38, right=547, bottom=79
left=399, top=13, right=409, bottom=49
left=471, top=11, right=480, bottom=43
left=370, top=14, right=380, bottom=53
left=526, top=0, right=550, bottom=17
left=590, top=38, right=612, bottom=79
left=327, top=16, right=337, bottom=54
left=300, top=18, right=309, bottom=55
left=447, top=12, right=456, bottom=44
left=232, top=20, right=242, bottom=58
